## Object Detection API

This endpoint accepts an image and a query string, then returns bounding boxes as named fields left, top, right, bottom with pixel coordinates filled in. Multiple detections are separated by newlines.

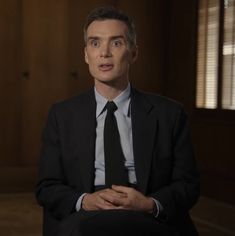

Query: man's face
left=85, top=19, right=137, bottom=87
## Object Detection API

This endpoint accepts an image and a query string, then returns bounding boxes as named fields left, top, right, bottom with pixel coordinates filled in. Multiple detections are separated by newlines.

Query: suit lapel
left=131, top=88, right=158, bottom=194
left=73, top=89, right=96, bottom=193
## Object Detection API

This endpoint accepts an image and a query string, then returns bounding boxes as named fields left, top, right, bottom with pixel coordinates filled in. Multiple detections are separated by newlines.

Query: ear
left=84, top=47, right=89, bottom=64
left=130, top=45, right=138, bottom=64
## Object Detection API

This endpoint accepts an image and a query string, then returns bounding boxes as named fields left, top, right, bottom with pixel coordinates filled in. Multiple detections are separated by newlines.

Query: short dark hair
left=84, top=6, right=137, bottom=48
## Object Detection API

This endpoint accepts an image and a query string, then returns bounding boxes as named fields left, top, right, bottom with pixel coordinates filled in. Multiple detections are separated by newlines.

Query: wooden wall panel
left=20, top=0, right=70, bottom=165
left=161, top=0, right=198, bottom=113
left=116, top=0, right=165, bottom=93
left=0, top=0, right=21, bottom=165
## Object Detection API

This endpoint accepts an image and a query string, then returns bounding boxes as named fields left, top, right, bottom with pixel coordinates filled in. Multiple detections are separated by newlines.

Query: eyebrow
left=87, top=35, right=126, bottom=41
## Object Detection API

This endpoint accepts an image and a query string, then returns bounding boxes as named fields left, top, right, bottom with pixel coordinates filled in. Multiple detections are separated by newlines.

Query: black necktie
left=104, top=101, right=128, bottom=188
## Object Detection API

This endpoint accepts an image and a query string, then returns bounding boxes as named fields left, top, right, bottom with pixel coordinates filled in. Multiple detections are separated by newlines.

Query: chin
left=94, top=73, right=125, bottom=85
left=96, top=76, right=118, bottom=83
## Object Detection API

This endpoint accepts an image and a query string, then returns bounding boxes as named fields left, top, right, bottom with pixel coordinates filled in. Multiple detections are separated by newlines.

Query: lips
left=99, top=63, right=114, bottom=71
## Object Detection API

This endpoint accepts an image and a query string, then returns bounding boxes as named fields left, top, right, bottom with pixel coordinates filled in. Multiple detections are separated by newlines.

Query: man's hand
left=100, top=185, right=155, bottom=213
left=82, top=188, right=127, bottom=211
left=82, top=185, right=155, bottom=213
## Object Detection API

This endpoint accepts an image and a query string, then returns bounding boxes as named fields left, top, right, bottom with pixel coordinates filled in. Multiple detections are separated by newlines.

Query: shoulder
left=50, top=88, right=95, bottom=113
left=131, top=88, right=189, bottom=130
left=132, top=87, right=184, bottom=114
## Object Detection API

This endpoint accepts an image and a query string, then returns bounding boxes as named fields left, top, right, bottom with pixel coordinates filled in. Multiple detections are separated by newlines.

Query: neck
left=94, top=80, right=129, bottom=100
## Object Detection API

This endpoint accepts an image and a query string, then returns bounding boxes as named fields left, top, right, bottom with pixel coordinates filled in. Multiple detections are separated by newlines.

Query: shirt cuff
left=75, top=193, right=87, bottom=212
left=151, top=198, right=163, bottom=218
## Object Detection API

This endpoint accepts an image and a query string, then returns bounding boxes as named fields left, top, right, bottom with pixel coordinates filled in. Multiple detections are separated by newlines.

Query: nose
left=100, top=43, right=112, bottom=58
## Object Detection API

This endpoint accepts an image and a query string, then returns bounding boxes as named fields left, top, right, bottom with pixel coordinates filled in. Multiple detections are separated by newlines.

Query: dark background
left=0, top=0, right=234, bottom=205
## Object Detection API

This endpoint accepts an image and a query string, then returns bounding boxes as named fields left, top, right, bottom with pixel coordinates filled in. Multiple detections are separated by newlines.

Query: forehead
left=86, top=19, right=128, bottom=38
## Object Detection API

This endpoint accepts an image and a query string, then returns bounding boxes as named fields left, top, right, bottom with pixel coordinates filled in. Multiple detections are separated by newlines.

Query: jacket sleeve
left=35, top=105, right=81, bottom=220
left=149, top=107, right=200, bottom=221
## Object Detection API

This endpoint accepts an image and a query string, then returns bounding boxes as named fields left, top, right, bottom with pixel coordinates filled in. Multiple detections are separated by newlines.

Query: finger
left=100, top=191, right=129, bottom=207
left=99, top=193, right=120, bottom=206
left=97, top=198, right=119, bottom=210
left=99, top=192, right=113, bottom=202
left=112, top=185, right=137, bottom=197
left=101, top=189, right=127, bottom=199
left=115, top=205, right=126, bottom=210
left=101, top=204, right=120, bottom=210
left=112, top=185, right=133, bottom=194
left=97, top=188, right=112, bottom=194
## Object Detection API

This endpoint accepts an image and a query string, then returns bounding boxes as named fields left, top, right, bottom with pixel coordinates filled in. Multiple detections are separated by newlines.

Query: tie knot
left=106, top=101, right=117, bottom=113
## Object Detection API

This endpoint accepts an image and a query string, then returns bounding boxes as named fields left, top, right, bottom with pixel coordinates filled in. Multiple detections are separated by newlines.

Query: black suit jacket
left=36, top=87, right=200, bottom=236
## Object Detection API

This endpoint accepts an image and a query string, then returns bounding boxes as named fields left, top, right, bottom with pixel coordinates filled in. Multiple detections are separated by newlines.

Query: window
left=196, top=0, right=235, bottom=110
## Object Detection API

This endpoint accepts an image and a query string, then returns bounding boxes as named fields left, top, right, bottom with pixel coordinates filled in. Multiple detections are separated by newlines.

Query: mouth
left=98, top=63, right=114, bottom=71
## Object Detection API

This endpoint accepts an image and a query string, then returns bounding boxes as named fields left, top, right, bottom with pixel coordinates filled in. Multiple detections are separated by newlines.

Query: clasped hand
left=82, top=185, right=155, bottom=213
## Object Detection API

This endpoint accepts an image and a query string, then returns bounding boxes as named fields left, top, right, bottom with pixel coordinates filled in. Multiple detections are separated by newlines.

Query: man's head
left=84, top=6, right=137, bottom=49
left=84, top=6, right=138, bottom=90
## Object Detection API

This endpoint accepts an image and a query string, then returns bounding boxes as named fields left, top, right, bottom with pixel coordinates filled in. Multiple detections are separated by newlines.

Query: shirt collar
left=94, top=83, right=131, bottom=118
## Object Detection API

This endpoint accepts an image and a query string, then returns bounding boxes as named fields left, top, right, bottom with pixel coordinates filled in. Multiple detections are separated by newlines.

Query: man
left=36, top=6, right=200, bottom=236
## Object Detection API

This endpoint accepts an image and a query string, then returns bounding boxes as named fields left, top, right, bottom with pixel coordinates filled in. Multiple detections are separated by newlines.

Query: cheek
left=85, top=49, right=98, bottom=64
left=88, top=63, right=97, bottom=75
left=86, top=55, right=97, bottom=70
left=119, top=54, right=131, bottom=68
left=120, top=55, right=130, bottom=70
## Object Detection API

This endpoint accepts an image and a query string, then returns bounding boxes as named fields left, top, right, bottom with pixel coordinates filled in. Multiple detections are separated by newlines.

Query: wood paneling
left=0, top=0, right=22, bottom=165
left=161, top=0, right=198, bottom=112
left=20, top=0, right=70, bottom=165
left=116, top=0, right=165, bottom=93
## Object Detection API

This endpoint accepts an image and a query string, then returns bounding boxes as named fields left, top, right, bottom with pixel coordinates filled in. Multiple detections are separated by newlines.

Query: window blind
left=196, top=0, right=220, bottom=109
left=196, top=0, right=235, bottom=110
left=222, top=0, right=235, bottom=109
